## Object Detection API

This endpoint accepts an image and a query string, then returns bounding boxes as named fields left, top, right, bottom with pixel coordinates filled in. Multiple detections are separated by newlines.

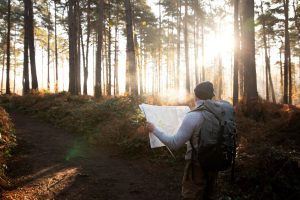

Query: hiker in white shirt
left=146, top=81, right=219, bottom=200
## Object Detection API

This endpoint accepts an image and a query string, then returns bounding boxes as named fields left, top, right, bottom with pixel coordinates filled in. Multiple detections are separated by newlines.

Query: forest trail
left=2, top=112, right=181, bottom=200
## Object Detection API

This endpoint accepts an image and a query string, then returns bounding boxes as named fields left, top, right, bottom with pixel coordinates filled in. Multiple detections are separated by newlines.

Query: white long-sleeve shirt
left=152, top=100, right=206, bottom=160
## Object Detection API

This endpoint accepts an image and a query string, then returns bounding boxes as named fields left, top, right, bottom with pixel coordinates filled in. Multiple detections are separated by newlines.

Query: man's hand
left=145, top=122, right=155, bottom=133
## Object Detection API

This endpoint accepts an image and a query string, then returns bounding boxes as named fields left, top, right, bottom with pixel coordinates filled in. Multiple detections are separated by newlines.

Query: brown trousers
left=181, top=160, right=218, bottom=200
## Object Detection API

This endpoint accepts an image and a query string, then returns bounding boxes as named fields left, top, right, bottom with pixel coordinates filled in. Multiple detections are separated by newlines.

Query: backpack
left=190, top=100, right=237, bottom=172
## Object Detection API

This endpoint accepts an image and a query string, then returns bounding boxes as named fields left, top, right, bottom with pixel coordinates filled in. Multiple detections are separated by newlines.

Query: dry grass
left=221, top=100, right=300, bottom=199
left=0, top=93, right=299, bottom=199
left=0, top=107, right=15, bottom=191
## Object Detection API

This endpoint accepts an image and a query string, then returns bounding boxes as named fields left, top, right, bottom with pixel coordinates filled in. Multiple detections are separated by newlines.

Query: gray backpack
left=190, top=100, right=237, bottom=172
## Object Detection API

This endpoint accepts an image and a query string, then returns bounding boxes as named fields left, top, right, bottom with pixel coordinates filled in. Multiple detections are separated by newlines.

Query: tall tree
left=6, top=0, right=11, bottom=94
left=283, top=0, right=292, bottom=104
left=95, top=0, right=104, bottom=98
left=54, top=0, right=58, bottom=92
left=241, top=0, right=258, bottom=103
left=184, top=0, right=190, bottom=94
left=176, top=0, right=181, bottom=90
left=259, top=2, right=276, bottom=103
left=23, top=0, right=30, bottom=94
left=83, top=0, right=91, bottom=95
left=27, top=0, right=38, bottom=90
left=124, top=0, right=138, bottom=95
left=107, top=1, right=112, bottom=96
left=68, top=0, right=81, bottom=95
left=47, top=2, right=51, bottom=90
left=233, top=0, right=239, bottom=106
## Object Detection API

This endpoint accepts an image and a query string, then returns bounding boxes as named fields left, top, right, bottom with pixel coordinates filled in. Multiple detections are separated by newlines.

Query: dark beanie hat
left=194, top=81, right=215, bottom=100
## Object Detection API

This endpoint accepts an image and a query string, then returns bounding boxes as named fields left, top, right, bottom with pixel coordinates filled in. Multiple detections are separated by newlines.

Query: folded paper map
left=139, top=104, right=191, bottom=148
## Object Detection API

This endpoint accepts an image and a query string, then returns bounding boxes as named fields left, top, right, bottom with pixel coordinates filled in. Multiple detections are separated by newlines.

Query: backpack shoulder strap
left=189, top=102, right=207, bottom=113
left=191, top=102, right=222, bottom=124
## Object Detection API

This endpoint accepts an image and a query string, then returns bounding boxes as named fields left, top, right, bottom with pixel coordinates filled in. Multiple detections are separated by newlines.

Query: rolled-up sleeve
left=152, top=112, right=203, bottom=150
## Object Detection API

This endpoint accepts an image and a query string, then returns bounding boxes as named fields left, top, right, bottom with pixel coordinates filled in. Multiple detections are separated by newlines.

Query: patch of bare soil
left=1, top=112, right=182, bottom=200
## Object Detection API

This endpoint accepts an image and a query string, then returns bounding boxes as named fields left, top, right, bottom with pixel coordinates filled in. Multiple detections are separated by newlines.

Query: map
left=139, top=104, right=191, bottom=148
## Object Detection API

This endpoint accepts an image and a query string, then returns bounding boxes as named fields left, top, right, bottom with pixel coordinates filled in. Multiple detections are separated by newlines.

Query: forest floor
left=1, top=111, right=183, bottom=200
left=0, top=94, right=299, bottom=200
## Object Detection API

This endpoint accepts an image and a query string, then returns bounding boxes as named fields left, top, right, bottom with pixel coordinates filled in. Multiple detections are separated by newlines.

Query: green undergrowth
left=219, top=101, right=300, bottom=200
left=0, top=93, right=299, bottom=199
left=0, top=92, right=184, bottom=163
left=0, top=106, right=16, bottom=191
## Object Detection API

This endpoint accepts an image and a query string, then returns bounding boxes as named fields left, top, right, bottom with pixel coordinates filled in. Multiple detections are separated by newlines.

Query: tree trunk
left=194, top=3, right=199, bottom=85
left=283, top=0, right=291, bottom=104
left=201, top=22, right=205, bottom=81
left=95, top=0, right=104, bottom=98
left=23, top=0, right=30, bottom=94
left=233, top=0, right=239, bottom=106
left=143, top=50, right=147, bottom=93
left=176, top=0, right=181, bottom=91
left=47, top=3, right=51, bottom=91
left=83, top=0, right=91, bottom=95
left=28, top=0, right=38, bottom=90
left=1, top=53, right=5, bottom=93
left=13, top=25, right=16, bottom=93
left=68, top=1, right=75, bottom=94
left=184, top=0, right=190, bottom=94
left=139, top=29, right=143, bottom=95
left=158, top=0, right=161, bottom=94
left=68, top=0, right=81, bottom=95
left=124, top=0, right=138, bottom=95
left=76, top=2, right=81, bottom=95
left=54, top=1, right=58, bottom=92
left=108, top=2, right=112, bottom=96
left=218, top=54, right=223, bottom=99
left=6, top=0, right=11, bottom=94
left=80, top=22, right=86, bottom=94
left=279, top=45, right=283, bottom=100
left=241, top=0, right=258, bottom=103
left=114, top=25, right=119, bottom=96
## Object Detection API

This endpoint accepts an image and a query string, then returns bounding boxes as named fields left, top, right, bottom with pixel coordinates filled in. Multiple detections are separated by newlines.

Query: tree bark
left=80, top=21, right=86, bottom=94
left=23, top=0, right=30, bottom=94
left=233, top=0, right=239, bottom=106
left=283, top=0, right=291, bottom=104
left=28, top=0, right=38, bottom=90
left=13, top=25, right=17, bottom=93
left=95, top=0, right=104, bottom=98
left=108, top=2, right=112, bottom=96
left=124, top=0, right=138, bottom=95
left=194, top=0, right=199, bottom=85
left=114, top=24, right=119, bottom=96
left=47, top=3, right=51, bottom=91
left=201, top=22, right=205, bottom=81
left=1, top=53, right=5, bottom=93
left=6, top=0, right=11, bottom=94
left=184, top=0, right=190, bottom=94
left=241, top=0, right=258, bottom=103
left=68, top=0, right=81, bottom=95
left=279, top=45, right=283, bottom=99
left=54, top=1, right=58, bottom=92
left=176, top=0, right=181, bottom=90
left=83, top=0, right=91, bottom=95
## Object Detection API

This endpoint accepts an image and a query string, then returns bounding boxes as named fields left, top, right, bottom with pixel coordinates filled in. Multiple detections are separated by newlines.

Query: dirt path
left=2, top=112, right=182, bottom=200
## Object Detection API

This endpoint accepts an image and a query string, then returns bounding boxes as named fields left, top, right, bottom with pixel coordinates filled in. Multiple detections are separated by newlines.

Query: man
left=146, top=81, right=219, bottom=200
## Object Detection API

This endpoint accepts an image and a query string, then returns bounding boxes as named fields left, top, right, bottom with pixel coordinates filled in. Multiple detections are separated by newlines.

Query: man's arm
left=151, top=112, right=203, bottom=150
